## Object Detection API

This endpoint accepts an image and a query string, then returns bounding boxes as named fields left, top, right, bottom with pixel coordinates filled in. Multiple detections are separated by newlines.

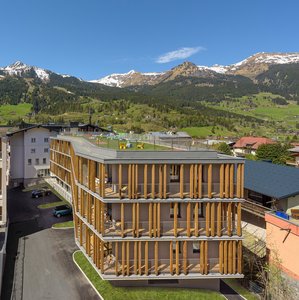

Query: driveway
left=1, top=186, right=99, bottom=300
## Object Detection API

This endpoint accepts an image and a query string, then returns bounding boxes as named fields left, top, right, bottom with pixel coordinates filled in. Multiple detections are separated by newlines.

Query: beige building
left=49, top=135, right=244, bottom=290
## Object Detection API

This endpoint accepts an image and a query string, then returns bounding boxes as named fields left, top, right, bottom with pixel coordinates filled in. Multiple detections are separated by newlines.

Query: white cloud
left=156, top=46, right=205, bottom=63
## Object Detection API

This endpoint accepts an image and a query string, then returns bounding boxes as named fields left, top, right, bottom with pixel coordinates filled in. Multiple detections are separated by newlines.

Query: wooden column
left=102, top=164, right=106, bottom=198
left=175, top=241, right=179, bottom=275
left=132, top=203, right=136, bottom=237
left=220, top=164, right=224, bottom=198
left=100, top=241, right=104, bottom=273
left=198, top=164, right=202, bottom=198
left=204, top=241, right=208, bottom=274
left=205, top=203, right=210, bottom=237
left=232, top=241, right=237, bottom=274
left=170, top=242, right=173, bottom=275
left=136, top=202, right=140, bottom=238
left=153, top=203, right=157, bottom=237
left=228, top=240, right=233, bottom=274
left=159, top=165, right=163, bottom=198
left=122, top=242, right=125, bottom=276
left=128, top=164, right=132, bottom=198
left=119, top=164, right=122, bottom=199
left=90, top=160, right=96, bottom=192
left=180, top=164, right=184, bottom=198
left=183, top=241, right=187, bottom=275
left=224, top=240, right=228, bottom=274
left=138, top=241, right=142, bottom=275
left=230, top=164, right=234, bottom=198
left=190, top=164, right=194, bottom=198
left=126, top=241, right=130, bottom=276
left=131, top=163, right=135, bottom=198
left=237, top=202, right=242, bottom=236
left=115, top=242, right=119, bottom=275
left=155, top=241, right=159, bottom=275
left=237, top=241, right=242, bottom=274
left=135, top=164, right=138, bottom=199
left=134, top=241, right=138, bottom=275
left=174, top=202, right=178, bottom=237
left=121, top=203, right=125, bottom=237
left=144, top=164, right=148, bottom=199
left=157, top=203, right=161, bottom=237
left=217, top=202, right=222, bottom=236
left=194, top=202, right=199, bottom=237
left=219, top=241, right=223, bottom=274
left=211, top=202, right=215, bottom=236
left=227, top=202, right=232, bottom=236
left=208, top=164, right=212, bottom=198
left=236, top=164, right=241, bottom=198
left=145, top=241, right=149, bottom=275
left=200, top=241, right=204, bottom=274
left=241, top=164, right=244, bottom=198
left=151, top=164, right=155, bottom=198
left=149, top=203, right=152, bottom=238
left=225, top=164, right=229, bottom=198
left=187, top=202, right=191, bottom=237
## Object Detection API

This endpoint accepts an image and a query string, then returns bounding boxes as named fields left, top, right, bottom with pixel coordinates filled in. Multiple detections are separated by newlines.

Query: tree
left=216, top=142, right=232, bottom=155
left=256, top=143, right=291, bottom=164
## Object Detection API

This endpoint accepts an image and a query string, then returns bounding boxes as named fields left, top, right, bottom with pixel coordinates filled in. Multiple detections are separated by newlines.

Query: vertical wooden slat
left=183, top=241, right=187, bottom=275
left=220, top=163, right=224, bottom=198
left=180, top=164, right=184, bottom=198
left=237, top=202, right=242, bottom=236
left=159, top=165, right=163, bottom=198
left=128, top=164, right=132, bottom=198
left=151, top=164, right=155, bottom=198
left=131, top=163, right=135, bottom=198
left=149, top=203, right=152, bottom=238
left=241, top=164, right=244, bottom=198
left=190, top=164, right=194, bottom=198
left=206, top=203, right=210, bottom=237
left=170, top=242, right=173, bottom=275
left=153, top=203, right=157, bottom=238
left=237, top=241, right=242, bottom=274
left=157, top=203, right=161, bottom=237
left=187, top=202, right=191, bottom=237
left=230, top=164, right=234, bottom=198
left=176, top=241, right=179, bottom=275
left=204, top=241, right=208, bottom=274
left=227, top=202, right=232, bottom=236
left=237, top=164, right=241, bottom=198
left=138, top=241, right=142, bottom=275
left=163, top=164, right=167, bottom=199
left=155, top=241, right=158, bottom=275
left=144, top=164, right=148, bottom=199
left=135, top=164, right=138, bottom=199
left=174, top=202, right=178, bottom=237
left=136, top=202, right=140, bottom=238
left=224, top=240, right=228, bottom=274
left=100, top=241, right=104, bottom=273
left=225, top=164, right=229, bottom=198
left=208, top=164, right=212, bottom=198
left=200, top=241, right=204, bottom=274
left=217, top=202, right=222, bottom=236
left=211, top=202, right=215, bottom=236
left=219, top=241, right=223, bottom=274
left=122, top=241, right=125, bottom=276
left=233, top=241, right=236, bottom=274
left=194, top=164, right=198, bottom=198
left=198, top=164, right=202, bottom=198
left=132, top=203, right=136, bottom=237
left=145, top=241, right=149, bottom=275
left=134, top=241, right=138, bottom=275
left=126, top=241, right=130, bottom=276
left=115, top=242, right=119, bottom=275
left=121, top=203, right=125, bottom=237
left=228, top=240, right=233, bottom=274
left=194, top=202, right=199, bottom=237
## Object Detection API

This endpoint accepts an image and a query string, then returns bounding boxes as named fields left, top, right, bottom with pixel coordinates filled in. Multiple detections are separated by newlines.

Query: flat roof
left=51, top=135, right=243, bottom=164
left=245, top=160, right=299, bottom=200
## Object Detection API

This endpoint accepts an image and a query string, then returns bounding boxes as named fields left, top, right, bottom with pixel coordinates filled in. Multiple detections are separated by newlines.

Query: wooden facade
left=50, top=138, right=244, bottom=279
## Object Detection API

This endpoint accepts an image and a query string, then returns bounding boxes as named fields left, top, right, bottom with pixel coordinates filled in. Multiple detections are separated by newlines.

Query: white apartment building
left=7, top=125, right=62, bottom=186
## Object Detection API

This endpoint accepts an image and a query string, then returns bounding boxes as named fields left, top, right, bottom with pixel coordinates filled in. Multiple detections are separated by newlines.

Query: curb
left=72, top=250, right=104, bottom=300
left=51, top=226, right=74, bottom=230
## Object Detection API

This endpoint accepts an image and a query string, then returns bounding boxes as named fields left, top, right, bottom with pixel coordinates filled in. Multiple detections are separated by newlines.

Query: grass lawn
left=74, top=251, right=223, bottom=300
left=38, top=200, right=68, bottom=209
left=0, top=103, right=32, bottom=124
left=52, top=220, right=74, bottom=228
left=223, top=279, right=258, bottom=300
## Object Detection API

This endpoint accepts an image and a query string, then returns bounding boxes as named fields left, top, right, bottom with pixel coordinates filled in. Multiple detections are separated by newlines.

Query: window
left=35, top=158, right=39, bottom=165
left=44, top=148, right=49, bottom=153
left=43, top=158, right=46, bottom=164
left=31, top=138, right=36, bottom=143
left=44, top=137, right=49, bottom=143
left=31, top=148, right=35, bottom=153
left=170, top=203, right=181, bottom=218
left=28, top=159, right=32, bottom=165
left=193, top=242, right=200, bottom=254
left=170, top=164, right=180, bottom=182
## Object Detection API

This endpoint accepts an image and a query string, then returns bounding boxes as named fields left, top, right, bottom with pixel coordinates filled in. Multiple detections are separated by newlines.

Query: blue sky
left=0, top=0, right=298, bottom=80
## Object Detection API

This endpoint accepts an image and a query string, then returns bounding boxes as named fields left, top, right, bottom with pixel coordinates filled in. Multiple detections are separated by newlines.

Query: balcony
left=102, top=258, right=221, bottom=277
left=103, top=220, right=237, bottom=238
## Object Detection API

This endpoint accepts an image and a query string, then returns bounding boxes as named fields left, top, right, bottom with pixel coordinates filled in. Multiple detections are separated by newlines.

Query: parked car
left=31, top=188, right=52, bottom=198
left=53, top=205, right=72, bottom=218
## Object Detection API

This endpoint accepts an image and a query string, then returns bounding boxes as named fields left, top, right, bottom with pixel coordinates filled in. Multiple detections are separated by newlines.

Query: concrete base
left=111, top=278, right=220, bottom=291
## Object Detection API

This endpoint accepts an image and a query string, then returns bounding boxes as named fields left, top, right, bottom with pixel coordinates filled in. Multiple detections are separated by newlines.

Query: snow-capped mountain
left=0, top=61, right=51, bottom=81
left=90, top=70, right=164, bottom=87
left=92, top=52, right=299, bottom=87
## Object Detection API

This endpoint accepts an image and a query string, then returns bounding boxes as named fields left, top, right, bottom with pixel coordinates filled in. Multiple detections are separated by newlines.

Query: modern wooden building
left=49, top=135, right=244, bottom=289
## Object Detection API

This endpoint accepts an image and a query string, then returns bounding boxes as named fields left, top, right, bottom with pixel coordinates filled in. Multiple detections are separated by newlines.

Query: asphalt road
left=1, top=187, right=99, bottom=300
